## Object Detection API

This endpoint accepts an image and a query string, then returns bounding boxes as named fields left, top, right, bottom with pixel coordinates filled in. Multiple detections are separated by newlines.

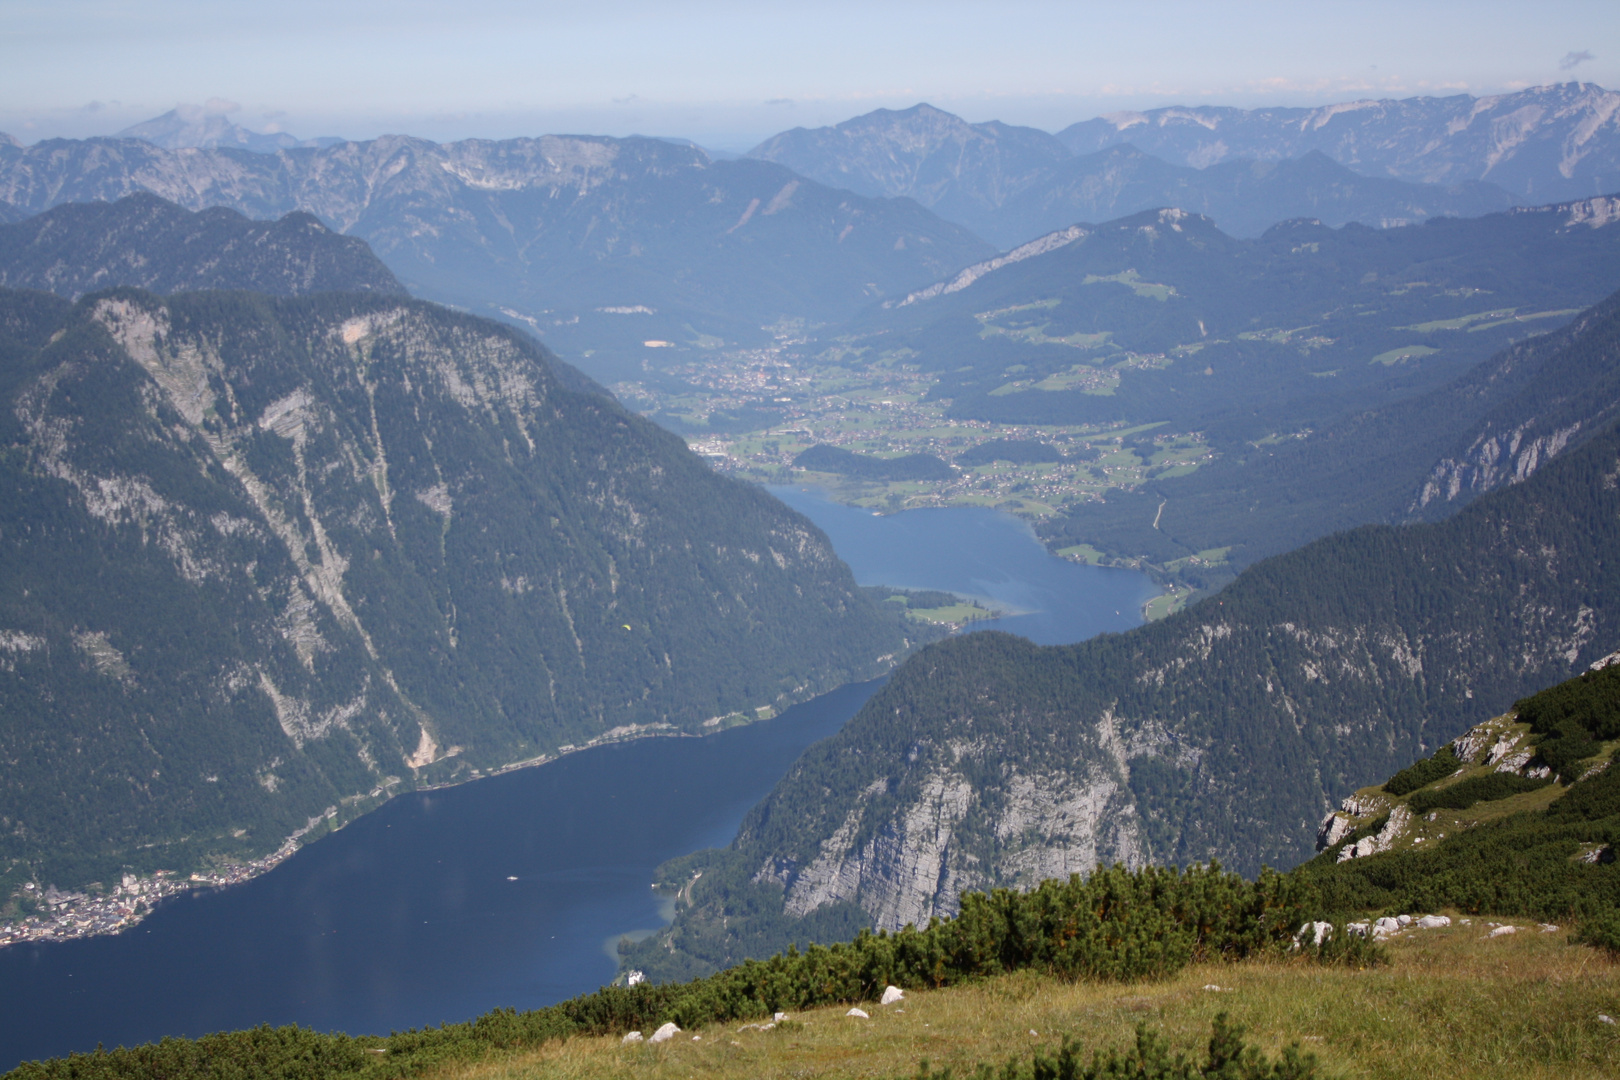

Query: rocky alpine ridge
left=0, top=287, right=907, bottom=891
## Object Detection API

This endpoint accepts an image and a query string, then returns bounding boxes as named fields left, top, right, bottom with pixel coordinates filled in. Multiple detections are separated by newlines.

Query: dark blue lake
left=770, top=485, right=1160, bottom=646
left=0, top=493, right=1157, bottom=1067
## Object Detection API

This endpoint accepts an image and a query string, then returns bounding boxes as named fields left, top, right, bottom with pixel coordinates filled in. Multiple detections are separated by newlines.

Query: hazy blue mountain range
left=1056, top=82, right=1620, bottom=202
left=750, top=103, right=1521, bottom=247
left=626, top=404, right=1620, bottom=981
left=115, top=107, right=345, bottom=153
left=1041, top=283, right=1620, bottom=579
left=854, top=196, right=1620, bottom=446
left=0, top=133, right=993, bottom=382
left=988, top=145, right=1513, bottom=247
left=0, top=280, right=910, bottom=891
left=0, top=192, right=405, bottom=299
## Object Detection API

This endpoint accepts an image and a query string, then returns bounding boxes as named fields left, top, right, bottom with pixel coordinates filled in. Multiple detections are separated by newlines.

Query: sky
left=3, top=0, right=1618, bottom=151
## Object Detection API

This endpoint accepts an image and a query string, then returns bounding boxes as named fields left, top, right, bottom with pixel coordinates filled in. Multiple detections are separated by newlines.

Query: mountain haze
left=0, top=134, right=993, bottom=380
left=751, top=104, right=1520, bottom=247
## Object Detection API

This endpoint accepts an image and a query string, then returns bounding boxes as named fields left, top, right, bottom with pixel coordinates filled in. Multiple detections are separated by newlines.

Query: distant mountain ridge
left=750, top=103, right=1523, bottom=247
left=0, top=132, right=993, bottom=381
left=749, top=86, right=1620, bottom=247
left=1057, top=82, right=1620, bottom=201
left=115, top=106, right=344, bottom=153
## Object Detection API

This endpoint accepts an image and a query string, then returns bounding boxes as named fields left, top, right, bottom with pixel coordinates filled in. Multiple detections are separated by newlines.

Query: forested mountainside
left=0, top=193, right=404, bottom=299
left=1041, top=282, right=1620, bottom=579
left=1056, top=82, right=1620, bottom=201
left=750, top=104, right=1514, bottom=247
left=0, top=133, right=992, bottom=380
left=0, top=288, right=908, bottom=891
left=858, top=197, right=1620, bottom=440
left=623, top=420, right=1620, bottom=978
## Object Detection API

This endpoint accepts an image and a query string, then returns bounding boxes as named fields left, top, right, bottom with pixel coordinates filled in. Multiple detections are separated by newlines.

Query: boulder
left=1293, top=920, right=1333, bottom=947
left=846, top=1008, right=870, bottom=1019
left=621, top=1031, right=643, bottom=1044
left=649, top=1022, right=681, bottom=1043
left=1416, top=915, right=1451, bottom=929
left=1372, top=917, right=1401, bottom=939
left=1488, top=925, right=1517, bottom=938
left=880, top=986, right=905, bottom=1005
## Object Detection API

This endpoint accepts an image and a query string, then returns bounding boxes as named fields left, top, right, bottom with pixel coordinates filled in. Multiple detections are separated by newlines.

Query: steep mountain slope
left=1041, top=283, right=1620, bottom=575
left=0, top=193, right=404, bottom=299
left=628, top=419, right=1620, bottom=970
left=751, top=106, right=1516, bottom=247
left=0, top=288, right=908, bottom=890
left=856, top=197, right=1620, bottom=439
left=1056, top=82, right=1620, bottom=202
left=0, top=134, right=993, bottom=380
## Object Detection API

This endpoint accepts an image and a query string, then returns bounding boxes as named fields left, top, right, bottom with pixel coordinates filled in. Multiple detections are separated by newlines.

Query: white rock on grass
left=649, top=1022, right=681, bottom=1043
left=1416, top=915, right=1451, bottom=929
left=1488, top=925, right=1517, bottom=938
left=1396, top=914, right=1414, bottom=927
left=1372, top=917, right=1401, bottom=939
left=1540, top=923, right=1560, bottom=932
left=774, top=1012, right=787, bottom=1022
left=621, top=1031, right=643, bottom=1044
left=1347, top=922, right=1370, bottom=937
left=881, top=986, right=905, bottom=1005
left=1599, top=1014, right=1616, bottom=1025
left=1296, top=921, right=1333, bottom=947
left=847, top=1008, right=870, bottom=1019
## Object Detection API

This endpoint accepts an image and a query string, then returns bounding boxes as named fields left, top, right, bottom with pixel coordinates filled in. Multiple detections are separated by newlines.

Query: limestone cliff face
left=0, top=288, right=905, bottom=886
left=763, top=763, right=1143, bottom=932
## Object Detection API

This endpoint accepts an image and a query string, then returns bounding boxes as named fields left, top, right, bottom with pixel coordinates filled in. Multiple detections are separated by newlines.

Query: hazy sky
left=4, top=0, right=1617, bottom=150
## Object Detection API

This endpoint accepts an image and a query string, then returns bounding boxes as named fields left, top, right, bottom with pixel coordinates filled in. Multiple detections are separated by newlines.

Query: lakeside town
left=0, top=840, right=301, bottom=948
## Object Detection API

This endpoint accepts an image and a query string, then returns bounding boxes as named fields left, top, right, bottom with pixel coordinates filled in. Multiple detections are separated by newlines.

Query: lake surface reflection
left=0, top=492, right=1158, bottom=1067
